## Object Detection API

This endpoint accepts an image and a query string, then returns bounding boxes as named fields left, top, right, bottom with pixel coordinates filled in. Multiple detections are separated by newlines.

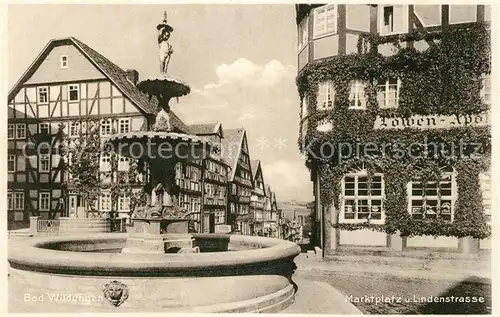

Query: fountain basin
left=8, top=233, right=301, bottom=313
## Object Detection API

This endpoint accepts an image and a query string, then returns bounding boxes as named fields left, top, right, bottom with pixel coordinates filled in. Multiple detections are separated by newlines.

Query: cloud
left=196, top=58, right=296, bottom=96
left=262, top=160, right=313, bottom=201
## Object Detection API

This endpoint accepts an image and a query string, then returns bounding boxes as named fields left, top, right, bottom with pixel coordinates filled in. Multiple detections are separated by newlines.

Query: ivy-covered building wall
left=295, top=4, right=491, bottom=254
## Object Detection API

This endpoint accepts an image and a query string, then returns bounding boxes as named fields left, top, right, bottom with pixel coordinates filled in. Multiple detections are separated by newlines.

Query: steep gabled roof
left=189, top=122, right=222, bottom=136
left=221, top=128, right=246, bottom=181
left=8, top=37, right=189, bottom=132
left=250, top=160, right=260, bottom=181
left=265, top=184, right=272, bottom=198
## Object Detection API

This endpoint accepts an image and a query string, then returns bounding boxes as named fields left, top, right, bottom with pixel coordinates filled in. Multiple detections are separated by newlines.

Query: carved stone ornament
left=102, top=280, right=129, bottom=307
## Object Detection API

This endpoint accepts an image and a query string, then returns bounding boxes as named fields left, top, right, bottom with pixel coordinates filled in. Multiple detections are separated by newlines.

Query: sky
left=7, top=4, right=313, bottom=202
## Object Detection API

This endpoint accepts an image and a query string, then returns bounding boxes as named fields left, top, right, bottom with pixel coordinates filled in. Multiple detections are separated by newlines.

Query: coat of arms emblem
left=102, top=280, right=129, bottom=307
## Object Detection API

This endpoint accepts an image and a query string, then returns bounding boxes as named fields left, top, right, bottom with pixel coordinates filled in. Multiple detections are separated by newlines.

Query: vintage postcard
left=4, top=2, right=495, bottom=314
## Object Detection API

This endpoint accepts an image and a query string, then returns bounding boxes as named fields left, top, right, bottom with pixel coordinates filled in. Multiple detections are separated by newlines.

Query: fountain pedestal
left=122, top=218, right=198, bottom=253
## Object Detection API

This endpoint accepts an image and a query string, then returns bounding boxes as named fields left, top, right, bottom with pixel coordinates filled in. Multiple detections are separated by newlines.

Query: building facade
left=295, top=4, right=491, bottom=255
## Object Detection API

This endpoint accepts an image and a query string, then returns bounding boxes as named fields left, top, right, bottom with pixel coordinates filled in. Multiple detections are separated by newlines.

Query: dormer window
left=61, top=55, right=68, bottom=69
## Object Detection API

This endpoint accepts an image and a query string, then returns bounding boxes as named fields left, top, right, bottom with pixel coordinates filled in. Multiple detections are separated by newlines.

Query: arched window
left=340, top=168, right=385, bottom=223
left=407, top=165, right=456, bottom=222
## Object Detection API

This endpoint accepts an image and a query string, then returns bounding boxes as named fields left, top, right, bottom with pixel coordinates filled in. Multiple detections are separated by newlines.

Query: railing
left=37, top=219, right=60, bottom=233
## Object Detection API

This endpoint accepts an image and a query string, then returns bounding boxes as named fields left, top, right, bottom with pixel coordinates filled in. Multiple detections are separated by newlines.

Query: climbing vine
left=297, top=23, right=491, bottom=239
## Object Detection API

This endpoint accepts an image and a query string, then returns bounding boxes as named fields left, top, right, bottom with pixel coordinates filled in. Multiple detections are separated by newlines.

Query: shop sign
left=215, top=225, right=232, bottom=234
left=374, top=112, right=490, bottom=130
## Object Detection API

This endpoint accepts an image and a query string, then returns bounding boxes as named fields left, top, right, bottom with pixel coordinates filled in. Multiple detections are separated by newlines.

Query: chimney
left=125, top=69, right=139, bottom=85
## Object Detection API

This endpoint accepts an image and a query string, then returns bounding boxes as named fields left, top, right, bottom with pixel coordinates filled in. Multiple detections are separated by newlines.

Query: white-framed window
left=341, top=172, right=385, bottom=223
left=481, top=74, right=491, bottom=105
left=215, top=211, right=225, bottom=224
left=100, top=192, right=112, bottom=212
left=379, top=5, right=408, bottom=35
left=7, top=192, right=13, bottom=210
left=313, top=4, right=337, bottom=38
left=408, top=166, right=455, bottom=222
left=118, top=156, right=129, bottom=171
left=39, top=123, right=50, bottom=134
left=377, top=78, right=401, bottom=109
left=100, top=152, right=111, bottom=172
left=101, top=119, right=112, bottom=135
left=14, top=192, right=24, bottom=210
left=349, top=81, right=367, bottom=110
left=8, top=124, right=15, bottom=140
left=317, top=80, right=335, bottom=110
left=39, top=154, right=50, bottom=172
left=479, top=170, right=491, bottom=222
left=69, top=121, right=80, bottom=137
left=119, top=119, right=130, bottom=133
left=37, top=87, right=48, bottom=104
left=118, top=193, right=130, bottom=211
left=8, top=155, right=16, bottom=172
left=68, top=84, right=79, bottom=102
left=16, top=123, right=26, bottom=139
left=39, top=192, right=50, bottom=211
left=61, top=55, right=68, bottom=69
left=298, top=16, right=309, bottom=51
left=301, top=93, right=308, bottom=118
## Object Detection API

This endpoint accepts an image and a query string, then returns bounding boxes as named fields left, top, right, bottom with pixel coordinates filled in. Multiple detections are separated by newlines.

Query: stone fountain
left=8, top=12, right=301, bottom=313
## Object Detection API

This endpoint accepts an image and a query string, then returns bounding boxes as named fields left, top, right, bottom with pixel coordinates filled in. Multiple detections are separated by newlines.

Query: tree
left=62, top=117, right=101, bottom=217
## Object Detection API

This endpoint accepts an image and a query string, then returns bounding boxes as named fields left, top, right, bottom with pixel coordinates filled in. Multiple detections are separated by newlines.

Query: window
left=39, top=123, right=50, bottom=134
left=481, top=75, right=491, bottom=105
left=69, top=121, right=80, bottom=137
left=377, top=78, right=400, bottom=109
left=313, top=4, right=337, bottom=38
left=14, top=192, right=24, bottom=210
left=118, top=156, right=129, bottom=171
left=118, top=193, right=130, bottom=211
left=298, top=16, right=309, bottom=50
left=349, top=81, right=367, bottom=109
left=39, top=192, right=50, bottom=211
left=8, top=155, right=16, bottom=172
left=101, top=119, right=112, bottom=135
left=119, top=119, right=130, bottom=133
left=408, top=167, right=455, bottom=222
left=317, top=80, right=335, bottom=110
left=61, top=55, right=68, bottom=68
left=479, top=170, right=491, bottom=222
left=301, top=94, right=308, bottom=118
left=100, top=192, right=112, bottom=211
left=7, top=192, right=13, bottom=210
left=215, top=211, right=225, bottom=224
left=100, top=152, right=111, bottom=172
left=16, top=124, right=26, bottom=139
left=68, top=85, right=79, bottom=102
left=8, top=124, right=15, bottom=140
left=39, top=154, right=50, bottom=172
left=379, top=5, right=407, bottom=35
left=37, top=87, right=48, bottom=104
left=341, top=172, right=385, bottom=223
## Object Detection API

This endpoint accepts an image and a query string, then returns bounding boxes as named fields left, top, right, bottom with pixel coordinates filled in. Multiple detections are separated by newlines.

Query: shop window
left=341, top=172, right=385, bottom=223
left=408, top=166, right=455, bottom=221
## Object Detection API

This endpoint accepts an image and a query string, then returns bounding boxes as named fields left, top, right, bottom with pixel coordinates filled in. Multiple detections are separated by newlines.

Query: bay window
left=317, top=80, right=335, bottom=110
left=349, top=81, right=367, bottom=110
left=298, top=16, right=309, bottom=50
left=302, top=93, right=308, bottom=118
left=313, top=4, right=337, bottom=38
left=408, top=167, right=455, bottom=221
left=377, top=78, right=400, bottom=109
left=341, top=172, right=385, bottom=223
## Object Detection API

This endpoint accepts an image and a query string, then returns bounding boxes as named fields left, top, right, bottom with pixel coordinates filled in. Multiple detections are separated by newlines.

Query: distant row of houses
left=7, top=37, right=282, bottom=237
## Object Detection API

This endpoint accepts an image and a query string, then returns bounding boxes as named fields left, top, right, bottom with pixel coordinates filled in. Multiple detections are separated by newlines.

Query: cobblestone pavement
left=294, top=254, right=491, bottom=314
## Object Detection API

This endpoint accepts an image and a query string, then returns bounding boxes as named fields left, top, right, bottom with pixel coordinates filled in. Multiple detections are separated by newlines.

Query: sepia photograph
left=5, top=2, right=494, bottom=314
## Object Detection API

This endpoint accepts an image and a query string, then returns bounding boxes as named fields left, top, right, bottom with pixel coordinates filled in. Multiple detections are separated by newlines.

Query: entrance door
left=203, top=214, right=210, bottom=233
left=69, top=195, right=78, bottom=218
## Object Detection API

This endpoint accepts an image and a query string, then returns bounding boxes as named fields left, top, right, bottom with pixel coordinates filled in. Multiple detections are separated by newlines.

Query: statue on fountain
left=157, top=11, right=174, bottom=77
